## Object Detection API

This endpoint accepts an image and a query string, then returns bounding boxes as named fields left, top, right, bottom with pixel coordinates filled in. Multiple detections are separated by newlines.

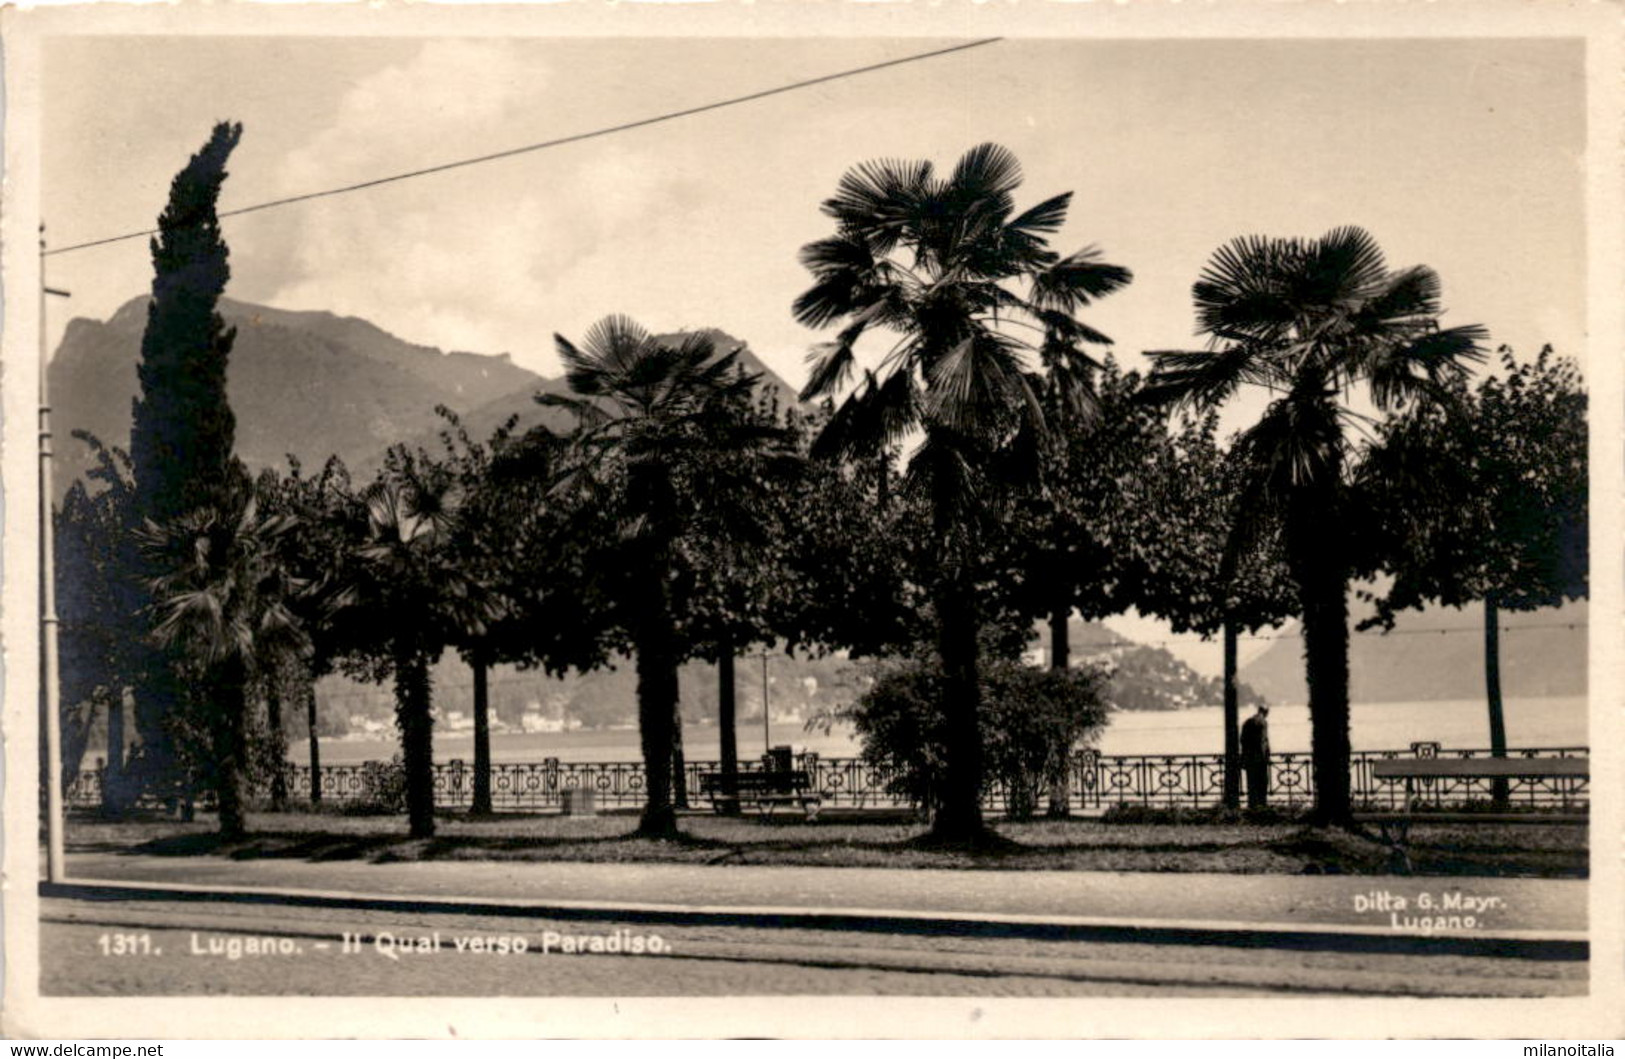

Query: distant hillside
left=312, top=650, right=865, bottom=737
left=379, top=328, right=797, bottom=476
left=310, top=616, right=1263, bottom=736
left=1238, top=598, right=1587, bottom=704
left=1044, top=617, right=1269, bottom=712
left=49, top=299, right=799, bottom=494
left=49, top=296, right=547, bottom=496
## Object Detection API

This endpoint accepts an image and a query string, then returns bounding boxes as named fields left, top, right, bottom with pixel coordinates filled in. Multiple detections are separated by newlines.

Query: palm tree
left=794, top=143, right=1131, bottom=843
left=544, top=317, right=785, bottom=838
left=348, top=452, right=488, bottom=838
left=142, top=468, right=307, bottom=839
left=1143, top=227, right=1487, bottom=826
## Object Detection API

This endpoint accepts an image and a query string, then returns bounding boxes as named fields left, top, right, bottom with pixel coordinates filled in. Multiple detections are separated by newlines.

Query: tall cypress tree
left=131, top=121, right=243, bottom=521
left=127, top=122, right=244, bottom=791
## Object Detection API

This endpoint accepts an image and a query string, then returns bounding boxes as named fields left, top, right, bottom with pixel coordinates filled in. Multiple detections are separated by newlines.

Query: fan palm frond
left=1031, top=248, right=1135, bottom=313
left=1364, top=323, right=1491, bottom=410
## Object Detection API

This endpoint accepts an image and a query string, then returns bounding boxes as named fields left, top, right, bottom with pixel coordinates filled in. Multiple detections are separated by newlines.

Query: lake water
left=289, top=695, right=1587, bottom=766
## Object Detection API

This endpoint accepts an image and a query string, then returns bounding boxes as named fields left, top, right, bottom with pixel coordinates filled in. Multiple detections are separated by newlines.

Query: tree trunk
left=718, top=642, right=740, bottom=815
left=306, top=678, right=322, bottom=808
left=213, top=657, right=250, bottom=841
left=102, top=691, right=126, bottom=816
left=1050, top=604, right=1070, bottom=671
left=266, top=678, right=287, bottom=812
left=131, top=649, right=181, bottom=808
left=1222, top=617, right=1241, bottom=810
left=1290, top=495, right=1353, bottom=828
left=1045, top=602, right=1072, bottom=817
left=1484, top=597, right=1510, bottom=808
left=471, top=645, right=493, bottom=816
left=671, top=689, right=689, bottom=811
left=634, top=569, right=680, bottom=839
left=394, top=649, right=436, bottom=839
left=930, top=576, right=986, bottom=843
left=634, top=640, right=680, bottom=838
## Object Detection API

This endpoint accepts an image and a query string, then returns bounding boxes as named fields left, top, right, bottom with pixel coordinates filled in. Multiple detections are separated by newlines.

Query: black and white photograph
left=3, top=1, right=1621, bottom=1040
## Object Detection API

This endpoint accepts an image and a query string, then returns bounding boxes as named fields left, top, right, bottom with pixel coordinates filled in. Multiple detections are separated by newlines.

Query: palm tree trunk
left=471, top=645, right=493, bottom=816
left=718, top=641, right=739, bottom=815
left=394, top=648, right=436, bottom=839
left=930, top=576, right=986, bottom=843
left=635, top=641, right=680, bottom=837
left=306, top=677, right=322, bottom=808
left=214, top=657, right=250, bottom=841
left=1222, top=617, right=1241, bottom=810
left=634, top=567, right=680, bottom=838
left=1290, top=503, right=1353, bottom=828
left=1484, top=597, right=1510, bottom=808
left=266, top=678, right=288, bottom=812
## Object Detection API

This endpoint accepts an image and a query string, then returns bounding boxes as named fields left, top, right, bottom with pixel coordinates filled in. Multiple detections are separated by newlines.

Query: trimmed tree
left=1136, top=412, right=1296, bottom=808
left=1360, top=345, right=1586, bottom=803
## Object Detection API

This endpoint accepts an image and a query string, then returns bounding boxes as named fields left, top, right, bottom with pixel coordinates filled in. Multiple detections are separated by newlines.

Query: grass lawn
left=64, top=808, right=1588, bottom=878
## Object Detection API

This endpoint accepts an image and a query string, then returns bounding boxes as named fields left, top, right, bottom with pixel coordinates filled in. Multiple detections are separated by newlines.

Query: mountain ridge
left=49, top=297, right=798, bottom=495
left=1237, top=597, right=1587, bottom=704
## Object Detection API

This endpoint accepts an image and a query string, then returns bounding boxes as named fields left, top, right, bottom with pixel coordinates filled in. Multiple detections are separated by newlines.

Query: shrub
left=1099, top=802, right=1305, bottom=826
left=846, top=658, right=1109, bottom=821
left=354, top=756, right=409, bottom=814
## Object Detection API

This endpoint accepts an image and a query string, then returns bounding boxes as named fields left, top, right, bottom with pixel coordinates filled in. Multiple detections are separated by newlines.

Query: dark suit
left=1240, top=713, right=1270, bottom=809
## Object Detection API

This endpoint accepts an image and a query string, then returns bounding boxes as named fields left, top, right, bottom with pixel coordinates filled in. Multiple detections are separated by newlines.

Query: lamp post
left=39, top=224, right=71, bottom=884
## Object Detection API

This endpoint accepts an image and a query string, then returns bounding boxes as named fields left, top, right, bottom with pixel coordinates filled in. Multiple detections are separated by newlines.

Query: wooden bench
left=699, top=770, right=822, bottom=820
left=1356, top=757, right=1589, bottom=842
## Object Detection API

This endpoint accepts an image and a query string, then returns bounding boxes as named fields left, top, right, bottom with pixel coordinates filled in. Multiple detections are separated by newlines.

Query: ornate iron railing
left=68, top=743, right=1588, bottom=815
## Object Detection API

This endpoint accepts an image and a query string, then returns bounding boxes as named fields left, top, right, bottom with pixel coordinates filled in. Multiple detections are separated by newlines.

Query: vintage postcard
left=3, top=0, right=1622, bottom=1040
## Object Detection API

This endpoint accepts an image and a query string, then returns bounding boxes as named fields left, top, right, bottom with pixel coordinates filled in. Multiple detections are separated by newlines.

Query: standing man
left=1240, top=704, right=1271, bottom=809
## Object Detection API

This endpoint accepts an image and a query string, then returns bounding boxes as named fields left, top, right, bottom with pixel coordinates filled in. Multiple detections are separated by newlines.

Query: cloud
left=254, top=40, right=695, bottom=371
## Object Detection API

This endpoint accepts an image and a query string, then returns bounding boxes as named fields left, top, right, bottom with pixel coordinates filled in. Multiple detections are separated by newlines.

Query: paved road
left=62, top=852, right=1586, bottom=936
left=38, top=897, right=1585, bottom=998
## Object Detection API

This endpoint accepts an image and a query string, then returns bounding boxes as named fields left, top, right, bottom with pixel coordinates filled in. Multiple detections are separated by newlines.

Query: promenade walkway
left=53, top=851, right=1586, bottom=956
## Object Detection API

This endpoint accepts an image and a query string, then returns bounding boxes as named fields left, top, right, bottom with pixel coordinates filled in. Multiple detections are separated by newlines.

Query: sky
left=39, top=33, right=1590, bottom=676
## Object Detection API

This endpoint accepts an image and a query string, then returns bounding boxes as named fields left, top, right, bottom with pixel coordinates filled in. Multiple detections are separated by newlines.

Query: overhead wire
left=45, top=38, right=1003, bottom=257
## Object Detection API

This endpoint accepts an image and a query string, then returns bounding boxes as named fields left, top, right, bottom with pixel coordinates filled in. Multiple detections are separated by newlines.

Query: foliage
left=845, top=656, right=1109, bottom=821
left=1144, top=227, right=1487, bottom=826
left=766, top=412, right=922, bottom=660
left=1135, top=412, right=1297, bottom=638
left=1361, top=345, right=1587, bottom=621
left=990, top=358, right=1172, bottom=649
left=354, top=756, right=410, bottom=814
left=55, top=434, right=144, bottom=797
left=795, top=143, right=1131, bottom=841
